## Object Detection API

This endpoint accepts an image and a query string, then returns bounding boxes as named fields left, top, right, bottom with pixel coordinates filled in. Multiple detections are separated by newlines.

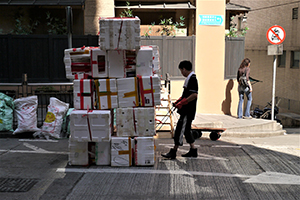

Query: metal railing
left=0, top=81, right=73, bottom=128
left=276, top=97, right=300, bottom=114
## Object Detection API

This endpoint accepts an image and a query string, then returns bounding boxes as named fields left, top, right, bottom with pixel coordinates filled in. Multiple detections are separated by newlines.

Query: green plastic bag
left=61, top=108, right=74, bottom=138
left=0, top=92, right=14, bottom=132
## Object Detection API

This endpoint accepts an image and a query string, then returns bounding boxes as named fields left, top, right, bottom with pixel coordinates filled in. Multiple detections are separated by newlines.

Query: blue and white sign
left=199, top=15, right=224, bottom=26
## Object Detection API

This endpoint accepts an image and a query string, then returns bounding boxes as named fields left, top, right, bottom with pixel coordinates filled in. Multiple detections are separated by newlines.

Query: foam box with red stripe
left=137, top=75, right=161, bottom=107
left=73, top=79, right=94, bottom=110
left=99, top=17, right=141, bottom=51
left=116, top=107, right=155, bottom=137
left=64, top=46, right=108, bottom=80
left=70, top=110, right=112, bottom=142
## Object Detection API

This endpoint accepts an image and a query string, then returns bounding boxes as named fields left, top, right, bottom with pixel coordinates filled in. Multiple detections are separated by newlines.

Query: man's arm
left=186, top=93, right=198, bottom=103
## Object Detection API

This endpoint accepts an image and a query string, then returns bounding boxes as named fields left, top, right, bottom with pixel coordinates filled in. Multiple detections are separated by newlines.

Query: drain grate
left=0, top=178, right=39, bottom=192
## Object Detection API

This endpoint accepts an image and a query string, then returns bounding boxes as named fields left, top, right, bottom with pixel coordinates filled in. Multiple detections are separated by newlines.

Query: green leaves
left=226, top=16, right=249, bottom=37
left=46, top=11, right=67, bottom=35
left=158, top=16, right=185, bottom=36
left=11, top=13, right=39, bottom=35
left=119, top=1, right=134, bottom=18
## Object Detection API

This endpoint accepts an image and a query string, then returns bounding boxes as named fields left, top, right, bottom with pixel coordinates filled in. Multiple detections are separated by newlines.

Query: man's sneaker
left=182, top=148, right=198, bottom=157
left=161, top=148, right=177, bottom=159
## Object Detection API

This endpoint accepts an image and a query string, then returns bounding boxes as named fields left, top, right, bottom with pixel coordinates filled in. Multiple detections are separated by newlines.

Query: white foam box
left=134, top=107, right=156, bottom=136
left=73, top=79, right=94, bottom=110
left=70, top=110, right=112, bottom=142
left=99, top=17, right=141, bottom=50
left=141, top=45, right=160, bottom=75
left=107, top=50, right=126, bottom=78
left=134, top=137, right=155, bottom=166
left=116, top=107, right=155, bottom=137
left=136, top=48, right=153, bottom=76
left=138, top=75, right=161, bottom=107
left=117, top=77, right=139, bottom=108
left=94, top=79, right=118, bottom=110
left=95, top=141, right=111, bottom=165
left=68, top=139, right=89, bottom=166
left=115, top=107, right=135, bottom=137
left=111, top=137, right=133, bottom=167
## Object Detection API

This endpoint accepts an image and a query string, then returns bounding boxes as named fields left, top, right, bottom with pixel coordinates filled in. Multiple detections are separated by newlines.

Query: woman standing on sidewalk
left=237, top=58, right=252, bottom=119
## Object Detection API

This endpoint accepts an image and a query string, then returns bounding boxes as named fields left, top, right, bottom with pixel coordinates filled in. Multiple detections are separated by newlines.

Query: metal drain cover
left=0, top=178, right=39, bottom=192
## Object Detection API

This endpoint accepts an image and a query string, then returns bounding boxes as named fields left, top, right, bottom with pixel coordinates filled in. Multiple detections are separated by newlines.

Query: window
left=293, top=8, right=298, bottom=19
left=291, top=51, right=300, bottom=69
left=278, top=51, right=286, bottom=68
left=224, top=37, right=245, bottom=79
left=238, top=17, right=242, bottom=31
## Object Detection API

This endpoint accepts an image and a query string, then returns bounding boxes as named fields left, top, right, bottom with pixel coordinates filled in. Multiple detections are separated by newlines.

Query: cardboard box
left=70, top=110, right=112, bottom=142
left=117, top=77, right=139, bottom=108
left=94, top=79, right=118, bottom=110
left=138, top=75, right=161, bottom=107
left=134, top=137, right=155, bottom=166
left=95, top=141, right=111, bottom=165
left=68, top=140, right=89, bottom=166
left=73, top=79, right=94, bottom=110
left=99, top=17, right=141, bottom=50
left=111, top=137, right=133, bottom=166
left=116, top=107, right=155, bottom=137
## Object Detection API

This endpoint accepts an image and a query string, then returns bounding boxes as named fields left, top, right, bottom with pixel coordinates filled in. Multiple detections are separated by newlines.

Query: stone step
left=225, top=121, right=283, bottom=132
left=221, top=129, right=286, bottom=138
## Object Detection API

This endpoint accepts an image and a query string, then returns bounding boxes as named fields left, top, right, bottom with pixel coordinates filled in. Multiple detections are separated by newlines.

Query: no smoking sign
left=266, top=25, right=286, bottom=45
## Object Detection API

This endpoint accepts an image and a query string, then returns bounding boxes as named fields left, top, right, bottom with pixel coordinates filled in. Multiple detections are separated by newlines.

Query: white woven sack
left=38, top=97, right=69, bottom=139
left=13, top=96, right=40, bottom=134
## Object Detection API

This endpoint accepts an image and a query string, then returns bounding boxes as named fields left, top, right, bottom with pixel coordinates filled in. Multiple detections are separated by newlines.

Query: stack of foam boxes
left=65, top=17, right=161, bottom=167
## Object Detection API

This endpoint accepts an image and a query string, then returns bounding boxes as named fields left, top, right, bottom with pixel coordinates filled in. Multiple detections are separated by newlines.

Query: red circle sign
left=266, top=25, right=286, bottom=45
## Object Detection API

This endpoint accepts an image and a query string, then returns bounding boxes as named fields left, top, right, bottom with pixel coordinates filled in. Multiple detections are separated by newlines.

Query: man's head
left=178, top=60, right=193, bottom=77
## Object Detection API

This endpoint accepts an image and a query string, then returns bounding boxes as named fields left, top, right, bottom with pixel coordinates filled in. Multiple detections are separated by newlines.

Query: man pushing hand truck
left=161, top=60, right=198, bottom=159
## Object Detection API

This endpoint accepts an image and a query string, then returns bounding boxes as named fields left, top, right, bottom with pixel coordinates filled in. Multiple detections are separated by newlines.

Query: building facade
left=1, top=0, right=257, bottom=116
left=231, top=0, right=300, bottom=114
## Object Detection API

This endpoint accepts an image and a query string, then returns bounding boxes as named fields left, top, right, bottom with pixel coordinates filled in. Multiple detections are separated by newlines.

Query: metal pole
left=66, top=6, right=73, bottom=48
left=271, top=55, right=277, bottom=120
